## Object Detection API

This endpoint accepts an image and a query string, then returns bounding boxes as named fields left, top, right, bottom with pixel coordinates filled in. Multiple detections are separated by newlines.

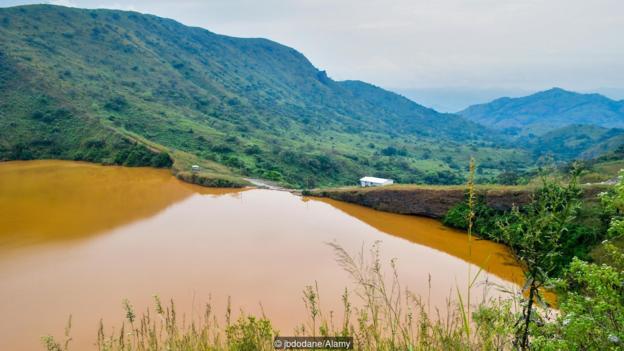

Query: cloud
left=7, top=0, right=624, bottom=95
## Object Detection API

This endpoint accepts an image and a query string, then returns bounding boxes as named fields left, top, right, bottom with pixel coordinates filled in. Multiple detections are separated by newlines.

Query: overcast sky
left=2, top=0, right=624, bottom=111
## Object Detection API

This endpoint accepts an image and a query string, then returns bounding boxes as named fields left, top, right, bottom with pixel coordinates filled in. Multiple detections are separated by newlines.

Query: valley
left=1, top=3, right=623, bottom=351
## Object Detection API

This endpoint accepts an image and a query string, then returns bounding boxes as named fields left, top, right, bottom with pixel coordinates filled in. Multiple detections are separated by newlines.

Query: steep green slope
left=0, top=5, right=528, bottom=187
left=459, top=88, right=624, bottom=135
left=0, top=39, right=172, bottom=168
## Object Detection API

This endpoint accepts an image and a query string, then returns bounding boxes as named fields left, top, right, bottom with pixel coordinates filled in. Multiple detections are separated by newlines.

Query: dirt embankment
left=311, top=185, right=607, bottom=219
left=175, top=171, right=249, bottom=188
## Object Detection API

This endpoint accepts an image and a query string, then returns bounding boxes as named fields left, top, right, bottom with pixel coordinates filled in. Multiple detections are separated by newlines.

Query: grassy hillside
left=459, top=87, right=624, bottom=135
left=576, top=145, right=624, bottom=183
left=0, top=4, right=530, bottom=187
left=0, top=37, right=173, bottom=168
left=525, top=124, right=624, bottom=160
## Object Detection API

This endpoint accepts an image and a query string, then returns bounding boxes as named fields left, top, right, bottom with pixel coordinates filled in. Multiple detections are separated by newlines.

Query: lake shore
left=0, top=160, right=524, bottom=350
left=308, top=183, right=608, bottom=219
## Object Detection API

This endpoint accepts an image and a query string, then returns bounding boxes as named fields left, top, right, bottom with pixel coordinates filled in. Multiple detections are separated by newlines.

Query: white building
left=359, top=176, right=394, bottom=187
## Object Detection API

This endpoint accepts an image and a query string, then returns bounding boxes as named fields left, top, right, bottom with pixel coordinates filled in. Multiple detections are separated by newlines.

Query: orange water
left=0, top=160, right=524, bottom=350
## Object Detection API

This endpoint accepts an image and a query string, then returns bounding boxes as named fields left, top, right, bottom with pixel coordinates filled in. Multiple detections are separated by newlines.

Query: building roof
left=359, top=176, right=393, bottom=183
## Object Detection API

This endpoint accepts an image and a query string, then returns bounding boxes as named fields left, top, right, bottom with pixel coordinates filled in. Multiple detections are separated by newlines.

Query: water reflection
left=0, top=161, right=523, bottom=351
left=0, top=160, right=246, bottom=249
left=306, top=197, right=525, bottom=287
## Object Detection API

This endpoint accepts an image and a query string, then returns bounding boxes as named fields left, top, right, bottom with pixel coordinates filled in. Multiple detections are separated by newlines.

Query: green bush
left=534, top=247, right=624, bottom=350
left=113, top=145, right=172, bottom=168
left=442, top=197, right=503, bottom=241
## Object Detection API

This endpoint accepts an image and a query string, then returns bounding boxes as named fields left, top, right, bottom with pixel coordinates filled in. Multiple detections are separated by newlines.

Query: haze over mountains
left=1, top=5, right=623, bottom=186
left=459, top=88, right=624, bottom=161
left=459, top=88, right=624, bottom=135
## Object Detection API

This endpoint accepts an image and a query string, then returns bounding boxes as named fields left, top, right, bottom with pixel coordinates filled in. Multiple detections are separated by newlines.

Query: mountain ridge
left=459, top=87, right=624, bottom=135
left=0, top=4, right=525, bottom=187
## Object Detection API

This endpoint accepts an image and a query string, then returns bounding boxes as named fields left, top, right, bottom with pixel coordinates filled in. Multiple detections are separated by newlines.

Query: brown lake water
left=0, top=160, right=524, bottom=350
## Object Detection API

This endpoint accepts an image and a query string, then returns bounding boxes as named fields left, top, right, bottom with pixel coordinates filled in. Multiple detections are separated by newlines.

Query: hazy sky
left=2, top=0, right=624, bottom=110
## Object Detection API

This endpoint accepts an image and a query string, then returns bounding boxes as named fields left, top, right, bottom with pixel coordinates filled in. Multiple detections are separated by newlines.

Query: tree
left=497, top=171, right=582, bottom=350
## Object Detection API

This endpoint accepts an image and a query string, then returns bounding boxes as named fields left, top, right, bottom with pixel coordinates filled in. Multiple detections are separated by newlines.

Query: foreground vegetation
left=43, top=163, right=624, bottom=350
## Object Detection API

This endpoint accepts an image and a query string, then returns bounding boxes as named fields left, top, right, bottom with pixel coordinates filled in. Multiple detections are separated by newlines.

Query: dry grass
left=43, top=241, right=521, bottom=351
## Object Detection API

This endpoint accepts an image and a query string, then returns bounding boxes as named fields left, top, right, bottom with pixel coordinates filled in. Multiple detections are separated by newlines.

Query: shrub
left=442, top=198, right=502, bottom=241
left=534, top=247, right=624, bottom=350
left=104, top=96, right=128, bottom=111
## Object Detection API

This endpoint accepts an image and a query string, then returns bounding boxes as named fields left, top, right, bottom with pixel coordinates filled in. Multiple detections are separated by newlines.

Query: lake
left=0, top=160, right=523, bottom=350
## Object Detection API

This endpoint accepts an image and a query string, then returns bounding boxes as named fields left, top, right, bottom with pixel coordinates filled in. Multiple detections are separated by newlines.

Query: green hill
left=459, top=88, right=624, bottom=136
left=576, top=145, right=624, bottom=183
left=0, top=4, right=528, bottom=187
left=524, top=125, right=624, bottom=160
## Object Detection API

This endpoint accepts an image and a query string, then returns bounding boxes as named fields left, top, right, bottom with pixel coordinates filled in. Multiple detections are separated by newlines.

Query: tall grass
left=42, top=240, right=519, bottom=351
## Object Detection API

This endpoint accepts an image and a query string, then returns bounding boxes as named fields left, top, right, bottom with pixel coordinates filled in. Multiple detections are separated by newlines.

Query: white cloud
left=5, top=0, right=624, bottom=97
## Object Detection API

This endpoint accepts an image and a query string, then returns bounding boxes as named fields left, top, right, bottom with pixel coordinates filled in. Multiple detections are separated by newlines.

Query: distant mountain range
left=459, top=88, right=624, bottom=136
left=0, top=5, right=622, bottom=186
